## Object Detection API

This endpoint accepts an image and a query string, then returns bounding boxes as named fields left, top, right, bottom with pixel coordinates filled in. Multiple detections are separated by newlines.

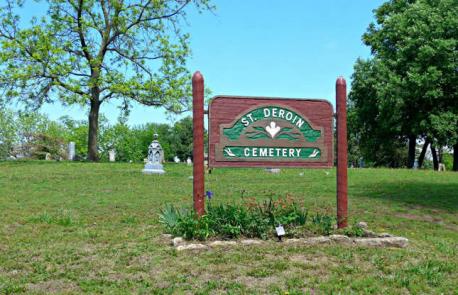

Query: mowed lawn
left=0, top=162, right=457, bottom=294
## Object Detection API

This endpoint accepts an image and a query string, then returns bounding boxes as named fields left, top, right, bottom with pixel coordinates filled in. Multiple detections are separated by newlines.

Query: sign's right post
left=336, top=77, right=348, bottom=228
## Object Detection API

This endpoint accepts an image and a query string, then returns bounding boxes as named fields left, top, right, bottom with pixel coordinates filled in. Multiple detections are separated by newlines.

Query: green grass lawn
left=0, top=161, right=457, bottom=294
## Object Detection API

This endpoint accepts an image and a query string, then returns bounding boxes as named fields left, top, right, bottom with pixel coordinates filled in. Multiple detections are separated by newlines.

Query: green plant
left=28, top=210, right=76, bottom=226
left=159, top=204, right=184, bottom=232
left=173, top=212, right=213, bottom=241
left=311, top=213, right=334, bottom=235
left=29, top=212, right=53, bottom=224
left=343, top=224, right=365, bottom=237
left=55, top=209, right=76, bottom=226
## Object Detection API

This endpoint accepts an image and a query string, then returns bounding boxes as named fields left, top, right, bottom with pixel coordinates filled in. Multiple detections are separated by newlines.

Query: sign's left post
left=192, top=71, right=205, bottom=217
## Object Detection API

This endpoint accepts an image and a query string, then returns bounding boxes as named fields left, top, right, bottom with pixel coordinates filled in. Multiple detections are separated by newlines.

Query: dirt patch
left=236, top=275, right=281, bottom=290
left=289, top=254, right=338, bottom=267
left=129, top=254, right=152, bottom=267
left=27, top=279, right=79, bottom=293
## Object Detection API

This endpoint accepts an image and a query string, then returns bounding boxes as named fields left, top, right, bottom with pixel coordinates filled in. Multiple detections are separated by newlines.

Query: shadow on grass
left=351, top=180, right=458, bottom=212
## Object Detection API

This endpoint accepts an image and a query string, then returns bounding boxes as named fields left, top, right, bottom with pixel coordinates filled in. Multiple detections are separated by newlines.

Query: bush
left=159, top=196, right=333, bottom=241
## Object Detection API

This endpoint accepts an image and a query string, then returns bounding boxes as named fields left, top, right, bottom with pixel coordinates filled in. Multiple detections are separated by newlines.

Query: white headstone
left=109, top=149, right=116, bottom=162
left=186, top=157, right=192, bottom=166
left=174, top=156, right=180, bottom=163
left=438, top=163, right=446, bottom=171
left=68, top=142, right=75, bottom=161
left=265, top=168, right=281, bottom=173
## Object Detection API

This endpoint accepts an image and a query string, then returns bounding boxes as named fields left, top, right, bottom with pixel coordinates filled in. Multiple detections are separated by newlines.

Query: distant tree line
left=348, top=0, right=457, bottom=171
left=0, top=109, right=197, bottom=162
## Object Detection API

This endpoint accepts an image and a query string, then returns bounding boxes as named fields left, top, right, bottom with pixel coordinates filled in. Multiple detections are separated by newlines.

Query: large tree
left=348, top=58, right=409, bottom=167
left=0, top=0, right=211, bottom=161
left=350, top=0, right=457, bottom=170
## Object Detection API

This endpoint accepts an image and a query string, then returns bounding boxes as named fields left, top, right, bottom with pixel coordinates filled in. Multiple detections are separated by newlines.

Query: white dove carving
left=265, top=122, right=281, bottom=138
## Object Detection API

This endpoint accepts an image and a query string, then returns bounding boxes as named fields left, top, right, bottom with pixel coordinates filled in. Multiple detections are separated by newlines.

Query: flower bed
left=159, top=196, right=365, bottom=241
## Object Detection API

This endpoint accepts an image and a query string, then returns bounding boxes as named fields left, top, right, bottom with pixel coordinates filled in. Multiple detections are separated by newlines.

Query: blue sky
left=22, top=0, right=384, bottom=126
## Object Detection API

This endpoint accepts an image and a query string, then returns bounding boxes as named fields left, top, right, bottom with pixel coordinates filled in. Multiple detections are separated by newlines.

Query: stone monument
left=142, top=133, right=165, bottom=174
left=109, top=149, right=116, bottom=162
left=68, top=142, right=75, bottom=161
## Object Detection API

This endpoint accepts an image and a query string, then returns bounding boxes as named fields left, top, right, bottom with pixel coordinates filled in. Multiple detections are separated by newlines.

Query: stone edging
left=165, top=234, right=409, bottom=251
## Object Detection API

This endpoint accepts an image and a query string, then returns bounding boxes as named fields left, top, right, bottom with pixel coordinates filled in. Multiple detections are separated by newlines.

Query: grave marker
left=68, top=142, right=75, bottom=161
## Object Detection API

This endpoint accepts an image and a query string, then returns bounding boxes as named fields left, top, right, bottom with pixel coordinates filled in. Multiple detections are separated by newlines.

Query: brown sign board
left=209, top=96, right=334, bottom=168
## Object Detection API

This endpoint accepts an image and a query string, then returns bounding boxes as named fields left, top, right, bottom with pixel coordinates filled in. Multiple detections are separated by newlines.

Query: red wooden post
left=336, top=77, right=348, bottom=228
left=192, top=71, right=205, bottom=217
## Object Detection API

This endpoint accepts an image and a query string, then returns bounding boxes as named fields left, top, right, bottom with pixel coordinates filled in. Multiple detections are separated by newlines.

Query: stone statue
left=142, top=133, right=165, bottom=174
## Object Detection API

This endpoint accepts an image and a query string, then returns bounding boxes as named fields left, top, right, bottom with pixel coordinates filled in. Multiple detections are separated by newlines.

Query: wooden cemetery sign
left=208, top=97, right=333, bottom=168
left=192, top=72, right=348, bottom=228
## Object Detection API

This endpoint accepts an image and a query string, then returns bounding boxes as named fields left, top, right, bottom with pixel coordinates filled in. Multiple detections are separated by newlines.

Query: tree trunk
left=418, top=138, right=430, bottom=168
left=407, top=134, right=416, bottom=169
left=431, top=144, right=438, bottom=171
left=438, top=146, right=443, bottom=163
left=453, top=143, right=458, bottom=172
left=88, top=98, right=100, bottom=161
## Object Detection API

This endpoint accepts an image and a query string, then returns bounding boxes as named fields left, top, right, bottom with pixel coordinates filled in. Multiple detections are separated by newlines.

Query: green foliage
left=0, top=109, right=71, bottom=159
left=311, top=213, right=334, bottom=236
left=28, top=209, right=77, bottom=226
left=0, top=0, right=213, bottom=160
left=442, top=153, right=453, bottom=171
left=0, top=108, right=17, bottom=159
left=159, top=196, right=328, bottom=241
left=59, top=116, right=89, bottom=159
left=0, top=110, right=202, bottom=162
left=349, top=0, right=458, bottom=168
left=342, top=224, right=365, bottom=237
left=169, top=116, right=194, bottom=161
left=348, top=58, right=409, bottom=167
left=27, top=132, right=67, bottom=160
left=159, top=204, right=183, bottom=232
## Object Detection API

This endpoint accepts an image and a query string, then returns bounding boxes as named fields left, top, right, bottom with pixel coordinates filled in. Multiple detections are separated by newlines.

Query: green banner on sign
left=223, top=146, right=321, bottom=159
left=223, top=106, right=321, bottom=142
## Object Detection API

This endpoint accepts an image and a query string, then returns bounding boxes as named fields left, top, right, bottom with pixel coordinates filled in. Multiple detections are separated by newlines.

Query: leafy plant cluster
left=159, top=196, right=337, bottom=241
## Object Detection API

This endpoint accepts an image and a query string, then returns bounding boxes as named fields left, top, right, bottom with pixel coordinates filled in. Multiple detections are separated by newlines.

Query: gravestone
left=109, top=149, right=116, bottom=162
left=174, top=156, right=180, bottom=163
left=438, top=163, right=446, bottom=171
left=142, top=134, right=165, bottom=174
left=186, top=157, right=192, bottom=166
left=68, top=142, right=75, bottom=161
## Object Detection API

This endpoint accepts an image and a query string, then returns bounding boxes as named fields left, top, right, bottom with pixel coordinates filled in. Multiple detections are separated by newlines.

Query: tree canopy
left=0, top=0, right=212, bottom=161
left=349, top=0, right=458, bottom=170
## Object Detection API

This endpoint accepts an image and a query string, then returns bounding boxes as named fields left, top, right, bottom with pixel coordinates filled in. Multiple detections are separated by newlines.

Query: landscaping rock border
left=168, top=234, right=409, bottom=251
left=165, top=223, right=409, bottom=251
